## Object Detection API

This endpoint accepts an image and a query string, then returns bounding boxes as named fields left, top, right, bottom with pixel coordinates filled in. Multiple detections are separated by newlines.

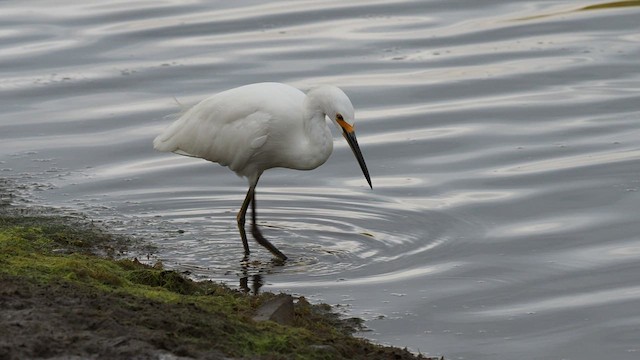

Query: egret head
left=308, top=85, right=372, bottom=189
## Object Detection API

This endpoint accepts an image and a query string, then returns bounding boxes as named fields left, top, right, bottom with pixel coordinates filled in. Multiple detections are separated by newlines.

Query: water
left=2, top=1, right=640, bottom=358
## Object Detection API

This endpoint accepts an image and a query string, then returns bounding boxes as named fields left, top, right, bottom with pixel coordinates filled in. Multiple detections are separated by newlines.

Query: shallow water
left=2, top=0, right=640, bottom=358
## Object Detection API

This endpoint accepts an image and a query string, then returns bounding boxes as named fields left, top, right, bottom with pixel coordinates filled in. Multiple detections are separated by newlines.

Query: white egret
left=153, top=82, right=372, bottom=260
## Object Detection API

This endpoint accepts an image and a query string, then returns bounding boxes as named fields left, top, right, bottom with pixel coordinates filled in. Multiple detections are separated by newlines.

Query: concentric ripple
left=85, top=180, right=462, bottom=286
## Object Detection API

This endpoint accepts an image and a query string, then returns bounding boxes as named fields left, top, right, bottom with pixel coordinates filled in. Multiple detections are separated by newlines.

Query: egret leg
left=251, top=190, right=288, bottom=260
left=236, top=186, right=254, bottom=256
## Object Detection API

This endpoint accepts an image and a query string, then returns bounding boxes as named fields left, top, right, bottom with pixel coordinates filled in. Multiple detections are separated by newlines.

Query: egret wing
left=153, top=96, right=272, bottom=176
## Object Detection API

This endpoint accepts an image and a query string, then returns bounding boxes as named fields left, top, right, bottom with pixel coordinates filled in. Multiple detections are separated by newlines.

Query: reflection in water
left=239, top=272, right=263, bottom=295
left=238, top=257, right=290, bottom=295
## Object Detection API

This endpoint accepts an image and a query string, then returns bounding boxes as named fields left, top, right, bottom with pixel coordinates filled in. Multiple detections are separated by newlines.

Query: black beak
left=342, top=129, right=372, bottom=189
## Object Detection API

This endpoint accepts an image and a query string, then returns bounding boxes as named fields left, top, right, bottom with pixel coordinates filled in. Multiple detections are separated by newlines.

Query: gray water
left=2, top=1, right=640, bottom=358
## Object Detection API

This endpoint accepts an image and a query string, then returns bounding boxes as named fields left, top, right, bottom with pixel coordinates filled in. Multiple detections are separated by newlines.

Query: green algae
left=580, top=0, right=640, bottom=11
left=511, top=0, right=640, bottom=22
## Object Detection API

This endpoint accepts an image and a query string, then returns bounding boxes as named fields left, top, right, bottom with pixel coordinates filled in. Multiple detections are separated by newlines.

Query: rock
left=253, top=294, right=294, bottom=325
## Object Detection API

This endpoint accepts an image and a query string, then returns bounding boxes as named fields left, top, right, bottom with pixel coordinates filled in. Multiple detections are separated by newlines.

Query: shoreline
left=0, top=193, right=439, bottom=359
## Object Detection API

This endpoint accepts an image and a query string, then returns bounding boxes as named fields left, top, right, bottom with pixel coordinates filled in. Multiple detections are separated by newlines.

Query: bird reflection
left=239, top=272, right=263, bottom=295
left=239, top=257, right=286, bottom=295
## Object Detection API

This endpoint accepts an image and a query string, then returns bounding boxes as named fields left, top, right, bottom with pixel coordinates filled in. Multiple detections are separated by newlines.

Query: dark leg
left=236, top=186, right=254, bottom=257
left=250, top=189, right=288, bottom=260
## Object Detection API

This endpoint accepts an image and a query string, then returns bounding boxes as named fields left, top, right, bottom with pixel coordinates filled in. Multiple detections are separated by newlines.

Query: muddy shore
left=0, top=196, right=438, bottom=360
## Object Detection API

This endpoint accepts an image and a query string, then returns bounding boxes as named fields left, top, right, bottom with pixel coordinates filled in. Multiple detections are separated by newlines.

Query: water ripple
left=2, top=1, right=640, bottom=359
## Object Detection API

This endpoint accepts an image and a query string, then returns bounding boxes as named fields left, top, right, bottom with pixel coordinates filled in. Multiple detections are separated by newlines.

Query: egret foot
left=251, top=223, right=287, bottom=261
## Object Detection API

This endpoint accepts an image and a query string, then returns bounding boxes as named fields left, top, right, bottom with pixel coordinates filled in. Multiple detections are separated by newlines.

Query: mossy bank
left=0, top=207, right=437, bottom=360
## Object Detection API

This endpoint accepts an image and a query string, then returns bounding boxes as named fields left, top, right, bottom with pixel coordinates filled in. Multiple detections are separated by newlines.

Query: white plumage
left=154, top=82, right=371, bottom=260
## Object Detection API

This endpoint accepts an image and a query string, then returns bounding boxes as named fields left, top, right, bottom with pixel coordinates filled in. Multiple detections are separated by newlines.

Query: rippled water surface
left=2, top=1, right=640, bottom=358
